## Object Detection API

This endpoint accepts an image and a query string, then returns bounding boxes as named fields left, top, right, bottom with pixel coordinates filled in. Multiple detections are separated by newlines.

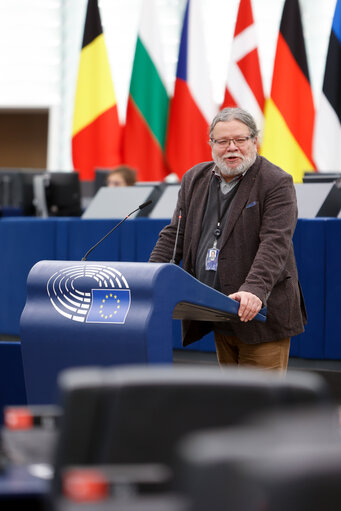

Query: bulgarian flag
left=72, top=0, right=121, bottom=181
left=123, top=0, right=169, bottom=182
left=221, top=0, right=265, bottom=132
left=166, top=0, right=216, bottom=178
left=260, top=0, right=315, bottom=182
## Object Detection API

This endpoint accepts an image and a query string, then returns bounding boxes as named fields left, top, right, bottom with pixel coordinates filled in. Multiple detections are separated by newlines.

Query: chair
left=51, top=363, right=330, bottom=498
left=1, top=405, right=60, bottom=466
left=174, top=405, right=341, bottom=511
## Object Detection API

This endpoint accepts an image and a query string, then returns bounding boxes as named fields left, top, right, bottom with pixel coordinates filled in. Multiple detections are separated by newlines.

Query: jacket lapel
left=187, top=169, right=214, bottom=267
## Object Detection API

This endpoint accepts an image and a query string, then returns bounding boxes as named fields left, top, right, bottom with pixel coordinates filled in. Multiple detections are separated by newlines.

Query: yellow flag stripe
left=260, top=98, right=314, bottom=183
left=73, top=33, right=116, bottom=136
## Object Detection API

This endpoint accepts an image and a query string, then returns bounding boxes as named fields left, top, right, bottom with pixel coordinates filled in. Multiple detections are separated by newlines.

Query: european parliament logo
left=46, top=264, right=131, bottom=324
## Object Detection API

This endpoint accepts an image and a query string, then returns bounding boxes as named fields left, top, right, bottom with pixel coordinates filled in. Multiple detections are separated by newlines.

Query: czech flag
left=165, top=0, right=217, bottom=179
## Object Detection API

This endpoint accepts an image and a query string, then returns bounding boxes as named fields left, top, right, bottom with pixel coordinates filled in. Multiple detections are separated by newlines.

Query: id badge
left=205, top=247, right=219, bottom=271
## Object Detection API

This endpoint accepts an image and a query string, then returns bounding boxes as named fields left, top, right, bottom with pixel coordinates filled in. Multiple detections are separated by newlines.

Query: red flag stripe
left=234, top=0, right=253, bottom=36
left=221, top=0, right=264, bottom=131
left=222, top=88, right=238, bottom=109
left=237, top=49, right=265, bottom=112
left=123, top=97, right=168, bottom=181
left=271, top=33, right=315, bottom=160
left=72, top=107, right=122, bottom=181
left=166, top=79, right=212, bottom=177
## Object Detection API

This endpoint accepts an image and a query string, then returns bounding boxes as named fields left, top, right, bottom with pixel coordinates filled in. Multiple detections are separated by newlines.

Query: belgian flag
left=261, top=0, right=315, bottom=182
left=72, top=0, right=121, bottom=181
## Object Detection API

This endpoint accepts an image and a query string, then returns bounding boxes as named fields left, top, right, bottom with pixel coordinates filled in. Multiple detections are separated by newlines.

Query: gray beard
left=213, top=152, right=257, bottom=177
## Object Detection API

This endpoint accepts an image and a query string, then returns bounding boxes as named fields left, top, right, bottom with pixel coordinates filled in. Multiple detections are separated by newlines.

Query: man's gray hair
left=209, top=107, right=259, bottom=139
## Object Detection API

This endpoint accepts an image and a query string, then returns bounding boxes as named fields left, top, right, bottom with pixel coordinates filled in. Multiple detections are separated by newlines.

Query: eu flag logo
left=86, top=289, right=131, bottom=324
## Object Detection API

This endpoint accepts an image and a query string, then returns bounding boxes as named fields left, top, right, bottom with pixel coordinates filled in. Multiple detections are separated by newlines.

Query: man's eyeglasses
left=210, top=136, right=253, bottom=148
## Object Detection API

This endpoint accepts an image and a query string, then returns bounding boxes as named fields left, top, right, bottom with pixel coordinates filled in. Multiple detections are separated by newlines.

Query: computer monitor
left=20, top=169, right=45, bottom=215
left=95, top=168, right=111, bottom=192
left=0, top=168, right=45, bottom=215
left=45, top=172, right=82, bottom=216
left=0, top=170, right=22, bottom=208
left=303, top=171, right=341, bottom=183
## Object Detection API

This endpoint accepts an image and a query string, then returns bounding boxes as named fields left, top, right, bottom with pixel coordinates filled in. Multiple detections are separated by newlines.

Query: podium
left=20, top=261, right=266, bottom=404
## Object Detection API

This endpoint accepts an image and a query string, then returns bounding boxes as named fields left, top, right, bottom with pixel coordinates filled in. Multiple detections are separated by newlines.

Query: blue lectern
left=20, top=261, right=266, bottom=404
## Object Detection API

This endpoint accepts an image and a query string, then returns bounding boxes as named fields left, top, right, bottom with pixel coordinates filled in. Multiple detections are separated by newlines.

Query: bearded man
left=149, top=107, right=306, bottom=371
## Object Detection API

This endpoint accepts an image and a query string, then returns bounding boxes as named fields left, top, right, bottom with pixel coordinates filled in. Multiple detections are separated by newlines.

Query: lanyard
left=213, top=182, right=231, bottom=248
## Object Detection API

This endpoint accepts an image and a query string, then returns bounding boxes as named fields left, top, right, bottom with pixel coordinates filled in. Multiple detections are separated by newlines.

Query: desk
left=0, top=217, right=339, bottom=353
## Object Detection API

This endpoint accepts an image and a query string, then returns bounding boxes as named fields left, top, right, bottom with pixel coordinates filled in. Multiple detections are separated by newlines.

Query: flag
left=123, top=0, right=169, bottom=181
left=221, top=0, right=265, bottom=132
left=313, top=0, right=341, bottom=171
left=72, top=0, right=121, bottom=181
left=86, top=289, right=131, bottom=324
left=165, top=0, right=217, bottom=178
left=260, top=0, right=315, bottom=182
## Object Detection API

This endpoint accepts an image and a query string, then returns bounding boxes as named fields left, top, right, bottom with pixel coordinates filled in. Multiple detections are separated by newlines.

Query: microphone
left=170, top=209, right=182, bottom=264
left=81, top=200, right=152, bottom=261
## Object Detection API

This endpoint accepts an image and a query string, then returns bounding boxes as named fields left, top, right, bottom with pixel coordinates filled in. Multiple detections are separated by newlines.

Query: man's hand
left=228, top=291, right=262, bottom=322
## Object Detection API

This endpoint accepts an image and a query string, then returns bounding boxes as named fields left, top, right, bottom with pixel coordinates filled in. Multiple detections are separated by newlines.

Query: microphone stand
left=81, top=200, right=152, bottom=261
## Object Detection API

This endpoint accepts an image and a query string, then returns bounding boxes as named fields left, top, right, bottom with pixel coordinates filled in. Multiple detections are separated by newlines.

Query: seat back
left=175, top=405, right=341, bottom=511
left=51, top=364, right=330, bottom=499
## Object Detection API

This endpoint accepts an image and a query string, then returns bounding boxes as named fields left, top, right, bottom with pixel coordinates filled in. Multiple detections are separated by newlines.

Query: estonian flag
left=313, top=0, right=341, bottom=171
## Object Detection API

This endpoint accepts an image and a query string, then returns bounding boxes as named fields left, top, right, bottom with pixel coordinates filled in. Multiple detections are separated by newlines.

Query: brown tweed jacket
left=149, top=154, right=307, bottom=346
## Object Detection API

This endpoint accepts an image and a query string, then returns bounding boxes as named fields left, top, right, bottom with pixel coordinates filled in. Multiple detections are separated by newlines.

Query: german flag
left=72, top=0, right=121, bottom=181
left=260, top=0, right=315, bottom=182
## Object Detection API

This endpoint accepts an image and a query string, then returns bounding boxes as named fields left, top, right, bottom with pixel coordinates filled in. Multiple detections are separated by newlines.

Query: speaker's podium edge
left=20, top=261, right=266, bottom=404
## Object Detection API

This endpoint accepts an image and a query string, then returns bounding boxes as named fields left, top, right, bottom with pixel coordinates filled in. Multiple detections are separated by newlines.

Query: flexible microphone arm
left=170, top=209, right=182, bottom=264
left=81, top=200, right=152, bottom=261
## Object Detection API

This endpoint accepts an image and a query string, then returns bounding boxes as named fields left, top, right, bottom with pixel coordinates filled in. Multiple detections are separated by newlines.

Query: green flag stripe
left=129, top=37, right=169, bottom=149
